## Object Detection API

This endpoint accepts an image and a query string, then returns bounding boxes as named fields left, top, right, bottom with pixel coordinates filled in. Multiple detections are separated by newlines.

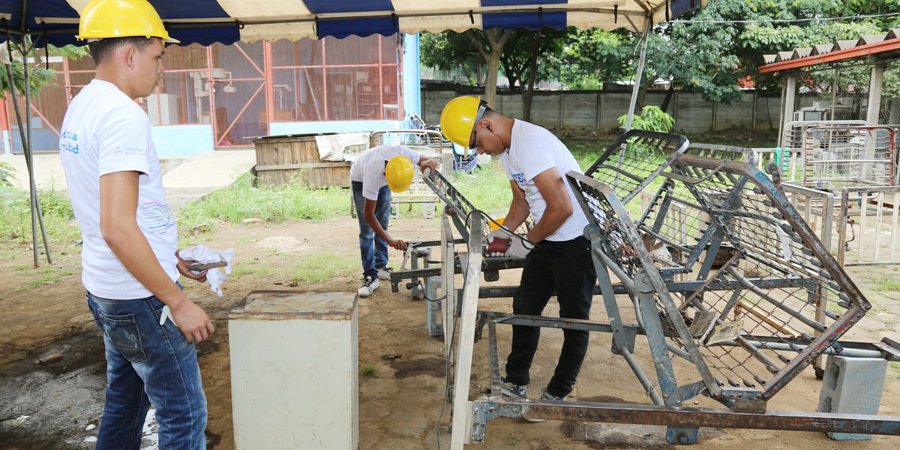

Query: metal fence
left=801, top=126, right=897, bottom=189
left=838, top=186, right=900, bottom=266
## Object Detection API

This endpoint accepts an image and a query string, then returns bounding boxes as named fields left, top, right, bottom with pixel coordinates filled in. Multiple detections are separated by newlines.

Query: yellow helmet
left=77, top=0, right=180, bottom=43
left=385, top=156, right=414, bottom=193
left=440, top=96, right=486, bottom=148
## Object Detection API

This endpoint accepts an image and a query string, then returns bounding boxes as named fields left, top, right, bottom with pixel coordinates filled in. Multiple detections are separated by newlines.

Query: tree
left=543, top=28, right=633, bottom=90
left=0, top=43, right=88, bottom=98
left=420, top=32, right=485, bottom=86
left=498, top=28, right=567, bottom=121
left=643, top=0, right=899, bottom=107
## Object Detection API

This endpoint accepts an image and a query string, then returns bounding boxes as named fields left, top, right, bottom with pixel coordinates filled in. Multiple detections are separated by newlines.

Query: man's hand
left=175, top=250, right=207, bottom=283
left=506, top=236, right=533, bottom=259
left=388, top=238, right=408, bottom=251
left=418, top=157, right=439, bottom=172
left=488, top=228, right=511, bottom=242
left=169, top=296, right=215, bottom=343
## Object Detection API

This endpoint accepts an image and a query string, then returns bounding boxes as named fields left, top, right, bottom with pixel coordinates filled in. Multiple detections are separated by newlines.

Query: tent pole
left=6, top=38, right=51, bottom=266
left=15, top=0, right=51, bottom=266
left=623, top=19, right=651, bottom=131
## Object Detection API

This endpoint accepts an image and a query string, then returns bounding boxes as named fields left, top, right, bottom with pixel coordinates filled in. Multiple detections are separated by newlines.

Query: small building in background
left=2, top=34, right=421, bottom=157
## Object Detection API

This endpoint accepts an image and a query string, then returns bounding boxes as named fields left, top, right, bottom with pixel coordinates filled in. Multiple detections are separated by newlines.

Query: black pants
left=505, top=236, right=596, bottom=398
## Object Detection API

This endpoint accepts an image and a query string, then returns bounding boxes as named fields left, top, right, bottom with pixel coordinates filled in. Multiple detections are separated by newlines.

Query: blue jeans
left=352, top=181, right=391, bottom=279
left=86, top=291, right=207, bottom=450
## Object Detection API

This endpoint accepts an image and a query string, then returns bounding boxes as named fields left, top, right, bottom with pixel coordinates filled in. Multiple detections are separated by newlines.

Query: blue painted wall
left=402, top=34, right=422, bottom=124
left=151, top=125, right=215, bottom=157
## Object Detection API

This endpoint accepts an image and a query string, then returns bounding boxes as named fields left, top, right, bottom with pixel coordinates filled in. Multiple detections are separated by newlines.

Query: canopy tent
left=2, top=0, right=701, bottom=46
left=0, top=0, right=704, bottom=267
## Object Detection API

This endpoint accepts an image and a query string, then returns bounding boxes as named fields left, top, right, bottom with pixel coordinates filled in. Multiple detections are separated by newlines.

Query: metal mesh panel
left=567, top=173, right=696, bottom=372
left=801, top=126, right=897, bottom=188
left=569, top=153, right=871, bottom=402
left=666, top=156, right=870, bottom=400
left=584, top=130, right=689, bottom=205
left=636, top=144, right=753, bottom=271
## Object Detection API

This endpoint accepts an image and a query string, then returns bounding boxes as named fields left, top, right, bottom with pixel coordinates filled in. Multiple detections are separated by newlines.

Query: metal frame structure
left=419, top=131, right=900, bottom=448
left=800, top=125, right=897, bottom=189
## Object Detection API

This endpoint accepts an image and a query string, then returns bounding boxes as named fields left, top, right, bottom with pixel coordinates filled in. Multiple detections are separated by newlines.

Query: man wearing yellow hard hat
left=58, top=1, right=211, bottom=448
left=440, top=96, right=596, bottom=405
left=350, top=146, right=439, bottom=297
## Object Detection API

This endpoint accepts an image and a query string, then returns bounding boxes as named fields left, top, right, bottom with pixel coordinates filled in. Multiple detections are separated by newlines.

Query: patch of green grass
left=290, top=252, right=356, bottom=284
left=15, top=266, right=74, bottom=291
left=0, top=186, right=81, bottom=253
left=178, top=174, right=349, bottom=235
left=889, top=361, right=900, bottom=381
left=873, top=278, right=900, bottom=293
left=230, top=265, right=273, bottom=279
left=359, top=365, right=377, bottom=377
left=449, top=159, right=513, bottom=216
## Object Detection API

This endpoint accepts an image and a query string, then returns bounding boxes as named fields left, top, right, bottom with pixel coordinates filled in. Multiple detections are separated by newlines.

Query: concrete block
left=230, top=291, right=359, bottom=450
left=817, top=355, right=887, bottom=440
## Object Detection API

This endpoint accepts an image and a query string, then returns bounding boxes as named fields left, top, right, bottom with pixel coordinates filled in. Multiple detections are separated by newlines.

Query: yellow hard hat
left=385, top=156, right=415, bottom=193
left=440, top=96, right=486, bottom=148
left=77, top=0, right=180, bottom=43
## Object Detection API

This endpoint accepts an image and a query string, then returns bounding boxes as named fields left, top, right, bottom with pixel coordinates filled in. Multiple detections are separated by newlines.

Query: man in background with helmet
left=440, top=96, right=596, bottom=406
left=350, top=146, right=439, bottom=297
left=58, top=0, right=211, bottom=448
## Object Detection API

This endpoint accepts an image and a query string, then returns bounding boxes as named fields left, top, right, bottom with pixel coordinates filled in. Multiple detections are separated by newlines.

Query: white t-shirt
left=59, top=79, right=179, bottom=300
left=500, top=120, right=588, bottom=242
left=349, top=145, right=421, bottom=200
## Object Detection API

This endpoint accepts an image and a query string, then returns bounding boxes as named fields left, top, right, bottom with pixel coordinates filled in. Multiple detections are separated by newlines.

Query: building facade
left=4, top=34, right=421, bottom=157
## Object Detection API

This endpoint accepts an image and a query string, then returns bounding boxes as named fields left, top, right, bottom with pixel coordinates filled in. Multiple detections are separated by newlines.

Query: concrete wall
left=422, top=88, right=784, bottom=134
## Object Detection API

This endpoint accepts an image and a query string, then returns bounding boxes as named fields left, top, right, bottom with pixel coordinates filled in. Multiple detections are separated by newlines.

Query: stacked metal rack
left=403, top=130, right=900, bottom=449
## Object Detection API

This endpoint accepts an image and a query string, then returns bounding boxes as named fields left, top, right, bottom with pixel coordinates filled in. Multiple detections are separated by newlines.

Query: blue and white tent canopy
left=1, top=0, right=703, bottom=47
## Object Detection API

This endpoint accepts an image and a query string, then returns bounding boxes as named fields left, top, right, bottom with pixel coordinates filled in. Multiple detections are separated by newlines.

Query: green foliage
left=0, top=186, right=80, bottom=248
left=0, top=42, right=88, bottom=99
left=498, top=28, right=567, bottom=93
left=177, top=174, right=349, bottom=234
left=420, top=31, right=485, bottom=86
left=647, top=0, right=900, bottom=100
left=618, top=106, right=675, bottom=132
left=546, top=29, right=633, bottom=90
left=0, top=161, right=14, bottom=187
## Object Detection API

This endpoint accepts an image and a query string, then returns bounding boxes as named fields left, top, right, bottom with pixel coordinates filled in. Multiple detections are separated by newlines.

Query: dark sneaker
left=500, top=379, right=528, bottom=399
left=539, top=390, right=566, bottom=401
left=524, top=390, right=567, bottom=423
left=376, top=266, right=394, bottom=280
left=357, top=276, right=380, bottom=297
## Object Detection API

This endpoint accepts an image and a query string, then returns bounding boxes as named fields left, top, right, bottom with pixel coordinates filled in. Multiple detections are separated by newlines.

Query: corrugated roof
left=760, top=29, right=900, bottom=74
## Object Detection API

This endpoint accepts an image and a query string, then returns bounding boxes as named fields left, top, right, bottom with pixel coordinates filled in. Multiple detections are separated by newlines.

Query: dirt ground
left=1, top=214, right=899, bottom=449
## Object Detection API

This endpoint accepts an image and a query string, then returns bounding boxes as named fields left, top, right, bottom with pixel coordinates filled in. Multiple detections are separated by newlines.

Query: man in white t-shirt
left=57, top=1, right=211, bottom=448
left=440, top=96, right=597, bottom=404
left=350, top=145, right=438, bottom=297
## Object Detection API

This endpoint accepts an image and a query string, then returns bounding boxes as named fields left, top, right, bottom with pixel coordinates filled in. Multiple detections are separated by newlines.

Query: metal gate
left=802, top=126, right=897, bottom=189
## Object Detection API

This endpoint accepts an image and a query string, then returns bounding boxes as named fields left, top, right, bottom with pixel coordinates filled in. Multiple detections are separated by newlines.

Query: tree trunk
left=522, top=55, right=539, bottom=122
left=470, top=29, right=511, bottom=110
left=660, top=85, right=675, bottom=113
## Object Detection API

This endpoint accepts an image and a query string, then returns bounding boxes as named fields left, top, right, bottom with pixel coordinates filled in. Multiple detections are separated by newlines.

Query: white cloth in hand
left=488, top=228, right=511, bottom=242
left=506, top=236, right=533, bottom=259
left=178, top=245, right=235, bottom=297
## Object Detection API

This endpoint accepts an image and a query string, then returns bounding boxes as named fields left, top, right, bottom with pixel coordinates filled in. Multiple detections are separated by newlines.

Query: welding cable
left=463, top=208, right=534, bottom=251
